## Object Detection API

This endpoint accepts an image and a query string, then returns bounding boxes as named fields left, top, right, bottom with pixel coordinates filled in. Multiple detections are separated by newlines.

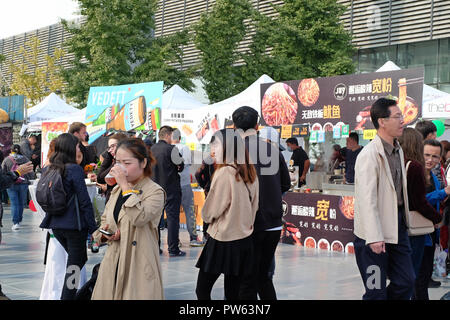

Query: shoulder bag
left=404, top=161, right=435, bottom=236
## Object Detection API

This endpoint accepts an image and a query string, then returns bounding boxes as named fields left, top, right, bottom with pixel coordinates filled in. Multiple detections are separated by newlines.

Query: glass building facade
left=356, top=38, right=450, bottom=93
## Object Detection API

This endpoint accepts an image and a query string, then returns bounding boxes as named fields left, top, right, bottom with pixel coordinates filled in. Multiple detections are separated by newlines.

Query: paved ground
left=0, top=206, right=448, bottom=300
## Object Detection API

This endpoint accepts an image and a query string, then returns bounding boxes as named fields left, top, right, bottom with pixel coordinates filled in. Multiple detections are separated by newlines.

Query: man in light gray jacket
left=353, top=98, right=415, bottom=300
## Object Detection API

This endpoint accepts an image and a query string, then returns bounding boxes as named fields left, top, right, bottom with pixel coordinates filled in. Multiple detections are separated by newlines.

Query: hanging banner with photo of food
left=41, top=122, right=69, bottom=167
left=281, top=193, right=355, bottom=253
left=260, top=68, right=424, bottom=132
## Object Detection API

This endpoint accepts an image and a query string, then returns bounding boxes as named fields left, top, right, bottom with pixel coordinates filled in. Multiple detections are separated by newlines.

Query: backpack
left=36, top=168, right=69, bottom=216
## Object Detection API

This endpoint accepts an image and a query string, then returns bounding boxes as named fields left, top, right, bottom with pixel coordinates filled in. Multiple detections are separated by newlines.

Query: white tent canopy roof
left=162, top=85, right=206, bottom=110
left=209, top=74, right=275, bottom=112
left=27, top=93, right=80, bottom=122
left=24, top=108, right=86, bottom=133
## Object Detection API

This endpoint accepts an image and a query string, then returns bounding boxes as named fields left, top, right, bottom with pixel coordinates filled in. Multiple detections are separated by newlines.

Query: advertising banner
left=422, top=95, right=450, bottom=119
left=281, top=193, right=355, bottom=254
left=260, top=68, right=424, bottom=136
left=41, top=122, right=69, bottom=167
left=162, top=104, right=240, bottom=146
left=85, top=82, right=164, bottom=142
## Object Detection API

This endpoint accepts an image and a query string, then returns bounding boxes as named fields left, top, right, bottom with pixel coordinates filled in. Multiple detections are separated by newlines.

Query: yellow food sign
left=363, top=129, right=377, bottom=140
left=281, top=125, right=293, bottom=139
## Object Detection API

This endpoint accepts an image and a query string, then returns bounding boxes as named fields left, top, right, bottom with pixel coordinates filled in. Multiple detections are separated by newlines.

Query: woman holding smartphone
left=92, top=138, right=165, bottom=300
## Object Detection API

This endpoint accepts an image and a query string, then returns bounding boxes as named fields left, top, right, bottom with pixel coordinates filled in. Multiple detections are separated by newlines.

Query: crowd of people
left=0, top=99, right=449, bottom=300
left=354, top=98, right=450, bottom=300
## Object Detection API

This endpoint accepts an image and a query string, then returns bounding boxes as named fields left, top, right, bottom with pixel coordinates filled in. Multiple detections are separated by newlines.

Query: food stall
left=260, top=68, right=425, bottom=253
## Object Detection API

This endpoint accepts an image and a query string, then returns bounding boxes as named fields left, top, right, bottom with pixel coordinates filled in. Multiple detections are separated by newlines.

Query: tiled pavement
left=1, top=206, right=448, bottom=300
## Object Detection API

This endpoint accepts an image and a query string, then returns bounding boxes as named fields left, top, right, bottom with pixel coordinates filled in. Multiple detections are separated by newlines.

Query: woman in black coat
left=39, top=133, right=97, bottom=300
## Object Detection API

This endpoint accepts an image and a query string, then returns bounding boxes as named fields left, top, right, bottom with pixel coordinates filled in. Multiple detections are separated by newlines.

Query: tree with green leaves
left=194, top=0, right=355, bottom=102
left=62, top=0, right=194, bottom=106
left=261, top=0, right=355, bottom=80
left=193, top=0, right=259, bottom=103
left=6, top=36, right=65, bottom=107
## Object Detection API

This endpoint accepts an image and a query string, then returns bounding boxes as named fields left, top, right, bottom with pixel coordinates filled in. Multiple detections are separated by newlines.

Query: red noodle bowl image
left=323, top=122, right=334, bottom=132
left=318, top=239, right=330, bottom=251
left=339, top=196, right=355, bottom=220
left=331, top=240, right=344, bottom=252
left=298, top=78, right=320, bottom=107
left=345, top=242, right=354, bottom=254
left=262, top=83, right=298, bottom=126
left=304, top=237, right=316, bottom=249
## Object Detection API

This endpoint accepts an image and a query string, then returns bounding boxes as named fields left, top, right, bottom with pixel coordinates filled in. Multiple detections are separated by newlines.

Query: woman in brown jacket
left=195, top=129, right=259, bottom=300
left=91, top=138, right=165, bottom=300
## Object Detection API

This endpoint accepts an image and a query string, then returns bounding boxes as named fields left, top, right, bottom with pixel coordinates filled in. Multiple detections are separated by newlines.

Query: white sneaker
left=11, top=224, right=20, bottom=231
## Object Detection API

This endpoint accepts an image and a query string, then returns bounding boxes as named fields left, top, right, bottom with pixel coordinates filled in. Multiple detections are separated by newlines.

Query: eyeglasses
left=108, top=143, right=118, bottom=150
left=424, top=153, right=440, bottom=161
left=384, top=115, right=404, bottom=121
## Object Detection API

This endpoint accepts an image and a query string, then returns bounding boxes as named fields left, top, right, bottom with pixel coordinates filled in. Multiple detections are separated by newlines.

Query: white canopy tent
left=24, top=108, right=86, bottom=133
left=209, top=74, right=275, bottom=113
left=162, top=84, right=206, bottom=110
left=161, top=74, right=275, bottom=144
left=27, top=93, right=80, bottom=122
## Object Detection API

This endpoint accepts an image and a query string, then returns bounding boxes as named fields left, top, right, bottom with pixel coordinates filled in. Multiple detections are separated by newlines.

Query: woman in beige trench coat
left=91, top=138, right=166, bottom=300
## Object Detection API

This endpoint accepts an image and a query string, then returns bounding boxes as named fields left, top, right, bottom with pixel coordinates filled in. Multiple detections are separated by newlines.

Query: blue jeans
left=181, top=184, right=198, bottom=240
left=7, top=184, right=29, bottom=225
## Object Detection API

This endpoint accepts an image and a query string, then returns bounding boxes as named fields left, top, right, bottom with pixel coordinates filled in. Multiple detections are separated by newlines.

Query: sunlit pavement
left=0, top=207, right=448, bottom=300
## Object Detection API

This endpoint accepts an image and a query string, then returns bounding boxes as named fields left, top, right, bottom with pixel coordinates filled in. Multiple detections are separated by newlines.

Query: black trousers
left=354, top=208, right=415, bottom=300
left=414, top=232, right=437, bottom=300
left=53, top=229, right=88, bottom=300
left=196, top=270, right=241, bottom=300
left=239, top=230, right=281, bottom=300
left=162, top=190, right=181, bottom=254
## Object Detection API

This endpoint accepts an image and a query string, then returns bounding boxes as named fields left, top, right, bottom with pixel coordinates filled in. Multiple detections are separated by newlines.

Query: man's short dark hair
left=68, top=122, right=86, bottom=135
left=286, top=138, right=299, bottom=146
left=424, top=139, right=442, bottom=153
left=349, top=132, right=359, bottom=144
left=415, top=120, right=437, bottom=140
left=232, top=106, right=259, bottom=131
left=158, top=126, right=174, bottom=139
left=370, top=98, right=397, bottom=130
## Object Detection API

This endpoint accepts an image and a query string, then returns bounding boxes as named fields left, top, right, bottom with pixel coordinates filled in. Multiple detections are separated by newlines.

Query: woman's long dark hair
left=49, top=133, right=79, bottom=174
left=399, top=127, right=425, bottom=172
left=211, top=129, right=257, bottom=184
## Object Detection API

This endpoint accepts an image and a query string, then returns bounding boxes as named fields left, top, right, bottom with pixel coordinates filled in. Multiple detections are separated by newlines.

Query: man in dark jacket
left=233, top=106, right=291, bottom=300
left=0, top=160, right=34, bottom=299
left=69, top=122, right=98, bottom=170
left=151, top=126, right=185, bottom=257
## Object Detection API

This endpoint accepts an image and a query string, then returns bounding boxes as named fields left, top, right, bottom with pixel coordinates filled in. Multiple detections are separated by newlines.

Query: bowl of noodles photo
left=298, top=78, right=320, bottom=107
left=345, top=242, right=355, bottom=254
left=339, top=196, right=355, bottom=220
left=262, top=83, right=298, bottom=126
left=318, top=238, right=330, bottom=251
left=304, top=237, right=316, bottom=249
left=331, top=240, right=344, bottom=252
